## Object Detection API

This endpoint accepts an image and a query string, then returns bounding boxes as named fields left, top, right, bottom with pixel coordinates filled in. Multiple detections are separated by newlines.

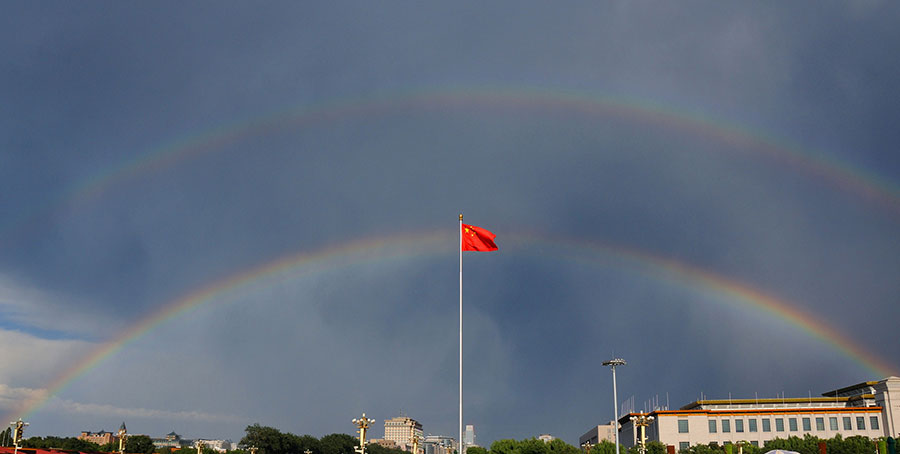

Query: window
left=709, top=420, right=717, bottom=433
left=871, top=417, right=879, bottom=430
left=775, top=418, right=784, bottom=432
left=816, top=418, right=824, bottom=431
left=750, top=441, right=758, bottom=447
left=678, top=420, right=689, bottom=433
left=856, top=417, right=865, bottom=430
left=762, top=419, right=771, bottom=432
left=735, top=420, right=744, bottom=433
left=679, top=442, right=690, bottom=451
left=789, top=418, right=798, bottom=431
left=722, top=420, right=731, bottom=433
left=749, top=419, right=757, bottom=433
left=830, top=417, right=838, bottom=430
left=802, top=418, right=811, bottom=431
left=843, top=417, right=852, bottom=430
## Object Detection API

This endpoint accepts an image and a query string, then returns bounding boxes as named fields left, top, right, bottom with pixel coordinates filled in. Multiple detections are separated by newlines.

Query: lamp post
left=352, top=413, right=375, bottom=454
left=602, top=358, right=626, bottom=454
left=630, top=412, right=654, bottom=454
left=9, top=418, right=28, bottom=454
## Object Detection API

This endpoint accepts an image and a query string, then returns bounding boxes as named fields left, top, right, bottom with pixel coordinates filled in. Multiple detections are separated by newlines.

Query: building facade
left=579, top=422, right=617, bottom=448
left=78, top=430, right=117, bottom=446
left=423, top=435, right=456, bottom=454
left=464, top=425, right=476, bottom=447
left=384, top=416, right=424, bottom=453
left=613, top=377, right=899, bottom=451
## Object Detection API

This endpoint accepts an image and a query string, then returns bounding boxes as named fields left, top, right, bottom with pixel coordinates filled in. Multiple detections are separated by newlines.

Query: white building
left=610, top=377, right=899, bottom=451
left=384, top=416, right=424, bottom=453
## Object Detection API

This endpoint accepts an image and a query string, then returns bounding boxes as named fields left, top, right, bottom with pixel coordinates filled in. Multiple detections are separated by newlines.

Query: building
left=196, top=439, right=234, bottom=452
left=78, top=430, right=118, bottom=446
left=464, top=425, right=477, bottom=448
left=384, top=416, right=424, bottom=452
left=579, top=422, right=617, bottom=449
left=423, top=435, right=456, bottom=454
left=152, top=431, right=190, bottom=449
left=611, top=376, right=899, bottom=452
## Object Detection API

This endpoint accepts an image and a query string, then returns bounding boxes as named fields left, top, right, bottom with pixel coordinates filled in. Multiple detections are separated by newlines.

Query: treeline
left=467, top=438, right=583, bottom=454
left=652, top=434, right=889, bottom=454
left=234, top=424, right=406, bottom=454
left=14, top=435, right=156, bottom=454
left=534, top=434, right=891, bottom=454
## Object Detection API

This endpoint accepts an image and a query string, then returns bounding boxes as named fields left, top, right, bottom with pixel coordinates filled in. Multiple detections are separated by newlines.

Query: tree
left=319, top=433, right=356, bottom=454
left=22, top=436, right=101, bottom=451
left=519, top=438, right=550, bottom=454
left=678, top=444, right=723, bottom=454
left=491, top=439, right=522, bottom=454
left=468, top=447, right=490, bottom=454
left=240, top=424, right=292, bottom=454
left=589, top=441, right=617, bottom=454
left=546, top=439, right=581, bottom=454
left=127, top=435, right=157, bottom=454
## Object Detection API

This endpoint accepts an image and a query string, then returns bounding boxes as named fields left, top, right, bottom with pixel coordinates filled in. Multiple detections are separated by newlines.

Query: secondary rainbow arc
left=2, top=86, right=898, bottom=248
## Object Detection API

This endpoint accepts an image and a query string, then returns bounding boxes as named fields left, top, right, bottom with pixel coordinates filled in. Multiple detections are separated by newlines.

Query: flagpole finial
left=459, top=214, right=463, bottom=221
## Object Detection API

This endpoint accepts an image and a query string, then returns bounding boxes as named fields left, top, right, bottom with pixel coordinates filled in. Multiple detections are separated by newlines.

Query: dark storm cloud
left=1, top=0, right=898, bottom=446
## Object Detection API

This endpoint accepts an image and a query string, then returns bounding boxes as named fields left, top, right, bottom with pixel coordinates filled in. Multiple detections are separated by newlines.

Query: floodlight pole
left=352, top=413, right=375, bottom=454
left=602, top=358, right=626, bottom=454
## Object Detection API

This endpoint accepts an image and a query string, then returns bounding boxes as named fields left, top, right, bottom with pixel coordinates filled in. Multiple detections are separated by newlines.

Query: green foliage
left=491, top=439, right=522, bottom=454
left=589, top=441, right=617, bottom=454
left=547, top=439, right=581, bottom=454
left=679, top=443, right=724, bottom=454
left=626, top=441, right=667, bottom=454
left=367, top=443, right=408, bottom=454
left=519, top=438, right=550, bottom=454
left=485, top=437, right=581, bottom=454
left=468, top=447, right=490, bottom=454
left=21, top=436, right=102, bottom=451
left=238, top=425, right=365, bottom=454
left=319, top=433, right=357, bottom=454
left=126, top=435, right=157, bottom=454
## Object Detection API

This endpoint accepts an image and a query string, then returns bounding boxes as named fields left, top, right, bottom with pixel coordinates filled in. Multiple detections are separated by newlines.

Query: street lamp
left=9, top=419, right=29, bottom=454
left=629, top=412, right=654, bottom=454
left=602, top=358, right=626, bottom=454
left=352, top=413, right=375, bottom=454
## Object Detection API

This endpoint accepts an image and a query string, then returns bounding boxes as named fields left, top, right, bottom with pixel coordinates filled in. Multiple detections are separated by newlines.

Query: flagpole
left=458, top=213, right=464, bottom=454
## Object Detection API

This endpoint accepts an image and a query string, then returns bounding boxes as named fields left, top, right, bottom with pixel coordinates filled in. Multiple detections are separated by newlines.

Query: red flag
left=461, top=223, right=498, bottom=252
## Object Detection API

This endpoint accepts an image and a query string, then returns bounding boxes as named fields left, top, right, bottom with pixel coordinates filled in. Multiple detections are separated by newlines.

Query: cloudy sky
left=2, top=1, right=899, bottom=447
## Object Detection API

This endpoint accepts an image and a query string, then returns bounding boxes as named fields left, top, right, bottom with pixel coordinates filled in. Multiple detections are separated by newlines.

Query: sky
left=1, top=1, right=899, bottom=448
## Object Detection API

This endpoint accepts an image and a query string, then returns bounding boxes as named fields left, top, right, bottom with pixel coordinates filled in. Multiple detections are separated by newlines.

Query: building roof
left=680, top=397, right=849, bottom=410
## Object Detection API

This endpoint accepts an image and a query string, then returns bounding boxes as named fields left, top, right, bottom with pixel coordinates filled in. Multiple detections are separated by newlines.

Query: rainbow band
left=2, top=86, right=898, bottom=247
left=5, top=230, right=895, bottom=424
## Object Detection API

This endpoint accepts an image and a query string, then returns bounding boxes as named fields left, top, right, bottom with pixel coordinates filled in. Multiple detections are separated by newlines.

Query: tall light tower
left=352, top=413, right=375, bottom=454
left=602, top=358, right=626, bottom=454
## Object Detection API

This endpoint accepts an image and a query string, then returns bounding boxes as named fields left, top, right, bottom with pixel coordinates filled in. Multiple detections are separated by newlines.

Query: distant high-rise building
left=384, top=416, right=424, bottom=452
left=463, top=425, right=476, bottom=447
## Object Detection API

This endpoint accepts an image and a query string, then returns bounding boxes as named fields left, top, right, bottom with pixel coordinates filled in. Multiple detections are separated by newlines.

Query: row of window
left=679, top=441, right=761, bottom=451
left=675, top=416, right=879, bottom=434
